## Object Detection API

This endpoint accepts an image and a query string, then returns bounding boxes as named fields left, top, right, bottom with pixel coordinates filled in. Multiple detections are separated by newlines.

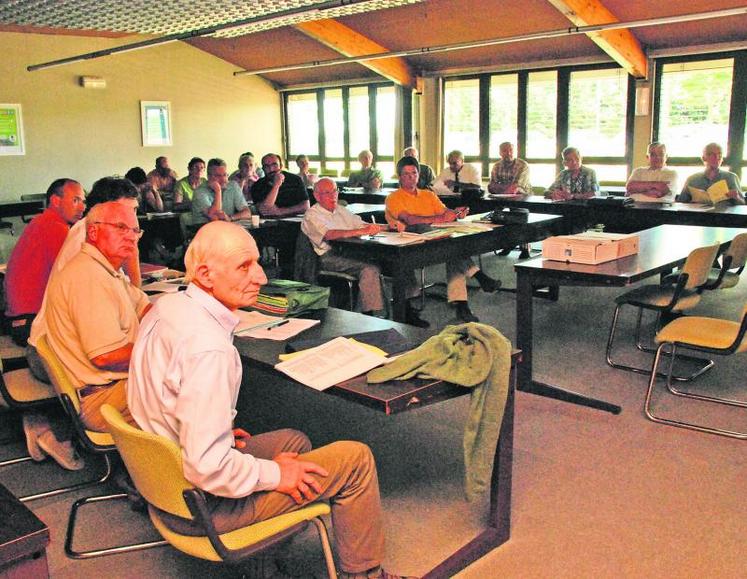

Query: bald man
left=45, top=201, right=150, bottom=432
left=128, top=222, right=404, bottom=579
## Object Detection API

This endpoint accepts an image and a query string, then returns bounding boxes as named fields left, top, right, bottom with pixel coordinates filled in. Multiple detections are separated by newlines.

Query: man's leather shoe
left=453, top=301, right=479, bottom=323
left=405, top=304, right=430, bottom=328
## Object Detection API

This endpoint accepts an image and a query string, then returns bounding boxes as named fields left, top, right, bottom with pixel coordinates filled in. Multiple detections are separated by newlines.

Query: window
left=284, top=82, right=398, bottom=174
left=569, top=68, right=628, bottom=157
left=657, top=58, right=733, bottom=158
left=654, top=52, right=747, bottom=180
left=488, top=74, right=518, bottom=158
left=526, top=71, right=557, bottom=160
left=442, top=65, right=632, bottom=187
left=286, top=93, right=318, bottom=156
left=444, top=78, right=480, bottom=156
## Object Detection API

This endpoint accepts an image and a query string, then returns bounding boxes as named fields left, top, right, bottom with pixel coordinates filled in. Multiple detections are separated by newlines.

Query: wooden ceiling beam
left=546, top=0, right=648, bottom=78
left=294, top=19, right=416, bottom=89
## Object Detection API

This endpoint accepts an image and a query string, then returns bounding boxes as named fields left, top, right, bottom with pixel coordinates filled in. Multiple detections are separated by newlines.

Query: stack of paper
left=234, top=310, right=319, bottom=341
left=275, top=337, right=388, bottom=390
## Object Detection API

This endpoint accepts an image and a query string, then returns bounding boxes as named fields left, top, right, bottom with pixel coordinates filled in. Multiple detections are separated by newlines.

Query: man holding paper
left=128, top=222, right=405, bottom=579
left=301, top=178, right=387, bottom=316
left=678, top=142, right=744, bottom=205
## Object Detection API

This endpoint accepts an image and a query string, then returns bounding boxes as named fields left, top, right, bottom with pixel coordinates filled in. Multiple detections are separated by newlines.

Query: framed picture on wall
left=140, top=101, right=172, bottom=147
left=0, top=104, right=25, bottom=155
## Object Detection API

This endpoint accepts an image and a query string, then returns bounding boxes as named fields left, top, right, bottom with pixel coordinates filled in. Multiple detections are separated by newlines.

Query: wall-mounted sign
left=0, top=104, right=25, bottom=155
left=140, top=101, right=172, bottom=147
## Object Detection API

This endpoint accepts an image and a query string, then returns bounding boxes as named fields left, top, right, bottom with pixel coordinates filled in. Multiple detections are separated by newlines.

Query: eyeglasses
left=93, top=221, right=144, bottom=238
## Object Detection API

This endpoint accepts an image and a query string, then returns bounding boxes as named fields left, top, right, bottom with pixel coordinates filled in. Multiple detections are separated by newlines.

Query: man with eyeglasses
left=45, top=201, right=150, bottom=432
left=192, top=158, right=252, bottom=225
left=251, top=153, right=310, bottom=217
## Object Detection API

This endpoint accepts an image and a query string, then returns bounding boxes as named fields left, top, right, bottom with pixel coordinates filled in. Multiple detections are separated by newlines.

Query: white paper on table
left=141, top=280, right=186, bottom=293
left=274, top=336, right=388, bottom=390
left=234, top=310, right=320, bottom=340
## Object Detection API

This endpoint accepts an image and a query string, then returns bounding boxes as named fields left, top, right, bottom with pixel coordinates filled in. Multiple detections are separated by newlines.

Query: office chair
left=644, top=306, right=747, bottom=439
left=606, top=243, right=720, bottom=380
left=35, top=335, right=167, bottom=559
left=101, top=405, right=337, bottom=576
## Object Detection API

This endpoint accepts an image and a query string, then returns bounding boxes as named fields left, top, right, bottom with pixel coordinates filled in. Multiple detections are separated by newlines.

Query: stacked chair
left=606, top=243, right=720, bottom=380
left=644, top=305, right=747, bottom=439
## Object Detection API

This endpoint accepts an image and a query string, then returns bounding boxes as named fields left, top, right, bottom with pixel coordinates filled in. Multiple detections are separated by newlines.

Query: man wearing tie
left=432, top=150, right=482, bottom=196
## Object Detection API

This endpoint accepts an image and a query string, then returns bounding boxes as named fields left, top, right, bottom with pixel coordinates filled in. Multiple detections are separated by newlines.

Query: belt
left=78, top=380, right=119, bottom=398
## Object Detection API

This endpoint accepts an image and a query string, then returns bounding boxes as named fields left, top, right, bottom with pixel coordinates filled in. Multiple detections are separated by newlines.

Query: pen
left=267, top=320, right=290, bottom=331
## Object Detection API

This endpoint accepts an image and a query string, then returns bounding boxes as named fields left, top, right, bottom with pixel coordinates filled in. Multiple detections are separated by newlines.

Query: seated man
left=386, top=156, right=501, bottom=325
left=296, top=154, right=318, bottom=188
left=545, top=147, right=599, bottom=200
left=626, top=142, right=678, bottom=203
left=125, top=166, right=162, bottom=213
left=677, top=142, right=744, bottom=205
left=45, top=201, right=150, bottom=432
left=347, top=150, right=383, bottom=191
left=146, top=156, right=178, bottom=209
left=128, top=221, right=406, bottom=579
left=192, top=158, right=252, bottom=225
left=432, top=150, right=482, bottom=196
left=229, top=152, right=262, bottom=204
left=5, top=178, right=85, bottom=346
left=488, top=142, right=531, bottom=196
left=252, top=153, right=310, bottom=217
left=301, top=178, right=386, bottom=315
left=403, top=146, right=434, bottom=189
left=3, top=178, right=86, bottom=469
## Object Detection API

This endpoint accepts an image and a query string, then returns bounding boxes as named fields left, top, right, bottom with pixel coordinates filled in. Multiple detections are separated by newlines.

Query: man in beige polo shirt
left=45, top=201, right=150, bottom=432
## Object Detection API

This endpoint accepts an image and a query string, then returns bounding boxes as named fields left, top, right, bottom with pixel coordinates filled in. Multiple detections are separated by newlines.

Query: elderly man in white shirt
left=432, top=150, right=482, bottom=196
left=128, top=221, right=406, bottom=579
left=301, top=178, right=386, bottom=314
left=625, top=142, right=678, bottom=203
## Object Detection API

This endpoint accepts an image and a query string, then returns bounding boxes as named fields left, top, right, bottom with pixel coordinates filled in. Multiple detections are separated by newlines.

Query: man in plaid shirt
left=488, top=142, right=531, bottom=196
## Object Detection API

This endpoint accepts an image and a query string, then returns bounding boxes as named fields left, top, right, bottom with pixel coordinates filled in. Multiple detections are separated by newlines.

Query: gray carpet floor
left=1, top=248, right=745, bottom=578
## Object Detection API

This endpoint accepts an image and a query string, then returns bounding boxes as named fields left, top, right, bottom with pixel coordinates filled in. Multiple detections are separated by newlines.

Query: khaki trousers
left=161, top=428, right=385, bottom=574
left=78, top=378, right=136, bottom=432
left=405, top=257, right=479, bottom=302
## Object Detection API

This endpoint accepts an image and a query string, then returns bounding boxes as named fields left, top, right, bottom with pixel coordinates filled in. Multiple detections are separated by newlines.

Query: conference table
left=0, top=482, right=50, bottom=577
left=513, top=224, right=744, bottom=413
left=462, top=195, right=747, bottom=231
left=235, top=308, right=518, bottom=578
left=332, top=213, right=564, bottom=322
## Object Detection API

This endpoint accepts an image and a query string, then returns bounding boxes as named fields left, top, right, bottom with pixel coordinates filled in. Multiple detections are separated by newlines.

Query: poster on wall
left=0, top=104, right=25, bottom=155
left=140, top=101, right=172, bottom=147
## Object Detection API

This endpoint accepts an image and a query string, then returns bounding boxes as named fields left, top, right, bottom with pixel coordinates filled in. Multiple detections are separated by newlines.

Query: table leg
left=423, top=364, right=515, bottom=578
left=391, top=268, right=409, bottom=323
left=515, top=272, right=621, bottom=414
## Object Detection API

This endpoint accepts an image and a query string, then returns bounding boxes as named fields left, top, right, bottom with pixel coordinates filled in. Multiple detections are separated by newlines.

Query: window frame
left=652, top=50, right=747, bottom=178
left=282, top=81, right=399, bottom=175
left=441, top=63, right=635, bottom=181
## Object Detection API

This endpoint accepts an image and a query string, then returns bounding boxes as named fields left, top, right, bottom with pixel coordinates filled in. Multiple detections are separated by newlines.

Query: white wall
left=0, top=31, right=282, bottom=199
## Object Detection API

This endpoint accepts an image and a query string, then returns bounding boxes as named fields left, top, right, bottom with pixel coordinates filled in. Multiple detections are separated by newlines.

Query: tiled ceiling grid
left=0, top=0, right=423, bottom=37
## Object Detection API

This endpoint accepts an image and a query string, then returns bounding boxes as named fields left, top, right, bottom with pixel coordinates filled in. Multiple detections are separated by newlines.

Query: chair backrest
left=35, top=334, right=81, bottom=413
left=681, top=243, right=720, bottom=290
left=101, top=404, right=195, bottom=519
left=725, top=232, right=747, bottom=270
left=293, top=232, right=319, bottom=284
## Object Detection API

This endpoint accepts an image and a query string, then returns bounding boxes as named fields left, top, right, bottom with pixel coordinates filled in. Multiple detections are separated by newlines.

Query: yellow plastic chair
left=35, top=335, right=167, bottom=559
left=101, top=405, right=336, bottom=575
left=606, top=243, right=720, bottom=379
left=644, top=306, right=747, bottom=439
left=0, top=355, right=107, bottom=502
left=704, top=231, right=747, bottom=290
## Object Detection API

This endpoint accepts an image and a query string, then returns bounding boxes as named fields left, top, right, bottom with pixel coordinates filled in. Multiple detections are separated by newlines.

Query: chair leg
left=607, top=304, right=715, bottom=382
left=65, top=491, right=168, bottom=559
left=311, top=517, right=337, bottom=579
left=0, top=454, right=34, bottom=467
left=645, top=343, right=747, bottom=439
left=346, top=280, right=354, bottom=311
left=20, top=450, right=116, bottom=503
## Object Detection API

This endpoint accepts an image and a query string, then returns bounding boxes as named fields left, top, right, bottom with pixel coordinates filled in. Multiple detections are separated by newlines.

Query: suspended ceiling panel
left=0, top=0, right=424, bottom=37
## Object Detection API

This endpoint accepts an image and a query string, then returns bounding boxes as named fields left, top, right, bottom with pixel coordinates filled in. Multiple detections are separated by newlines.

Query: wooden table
left=0, top=482, right=49, bottom=578
left=235, top=308, right=517, bottom=578
left=332, top=214, right=564, bottom=322
left=513, top=224, right=744, bottom=413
